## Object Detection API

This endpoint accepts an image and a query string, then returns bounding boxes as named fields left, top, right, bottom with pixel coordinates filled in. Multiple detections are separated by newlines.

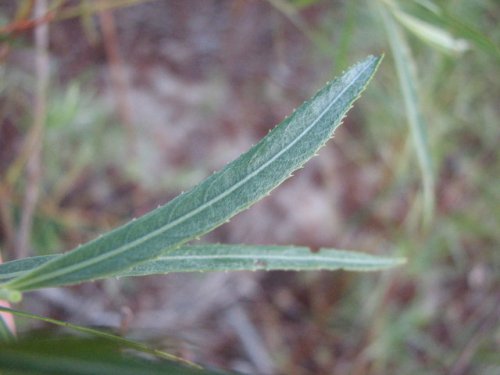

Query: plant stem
left=15, top=0, right=50, bottom=258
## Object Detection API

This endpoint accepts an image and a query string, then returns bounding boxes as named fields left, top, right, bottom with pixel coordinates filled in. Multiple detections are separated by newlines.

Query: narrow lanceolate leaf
left=0, top=336, right=225, bottom=375
left=3, top=56, right=382, bottom=292
left=392, top=9, right=469, bottom=55
left=0, top=306, right=199, bottom=369
left=120, top=245, right=405, bottom=275
left=0, top=245, right=405, bottom=282
left=401, top=0, right=500, bottom=60
left=378, top=4, right=435, bottom=227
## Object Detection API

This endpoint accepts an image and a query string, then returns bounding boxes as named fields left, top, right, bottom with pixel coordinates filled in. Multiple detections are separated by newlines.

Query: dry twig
left=15, top=0, right=49, bottom=258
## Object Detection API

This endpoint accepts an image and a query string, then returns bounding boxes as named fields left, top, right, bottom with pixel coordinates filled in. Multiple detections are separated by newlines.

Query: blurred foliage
left=0, top=336, right=225, bottom=375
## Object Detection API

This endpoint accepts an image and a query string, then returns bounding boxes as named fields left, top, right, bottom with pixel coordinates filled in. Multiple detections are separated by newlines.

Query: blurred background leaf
left=0, top=336, right=227, bottom=375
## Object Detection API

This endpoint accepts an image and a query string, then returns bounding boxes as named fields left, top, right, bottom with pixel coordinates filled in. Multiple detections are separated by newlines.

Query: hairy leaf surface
left=0, top=245, right=404, bottom=282
left=3, top=56, right=382, bottom=292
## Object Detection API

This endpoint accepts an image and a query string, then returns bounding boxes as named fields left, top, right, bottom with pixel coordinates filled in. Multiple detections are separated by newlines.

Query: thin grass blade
left=0, top=335, right=225, bottom=375
left=0, top=306, right=198, bottom=368
left=392, top=8, right=469, bottom=54
left=401, top=0, right=500, bottom=60
left=377, top=3, right=435, bottom=227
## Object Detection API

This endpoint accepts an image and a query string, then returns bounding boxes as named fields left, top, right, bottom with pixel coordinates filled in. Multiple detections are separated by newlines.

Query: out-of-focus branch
left=59, top=0, right=155, bottom=21
left=0, top=0, right=155, bottom=37
left=97, top=4, right=136, bottom=157
left=0, top=185, right=15, bottom=256
left=15, top=0, right=49, bottom=258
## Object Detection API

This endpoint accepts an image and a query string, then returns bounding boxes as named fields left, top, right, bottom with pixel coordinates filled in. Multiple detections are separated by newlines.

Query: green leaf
left=121, top=245, right=405, bottom=275
left=0, top=245, right=405, bottom=282
left=0, top=306, right=198, bottom=368
left=0, top=336, right=227, bottom=375
left=377, top=3, right=435, bottom=227
left=392, top=8, right=469, bottom=54
left=0, top=314, right=15, bottom=343
left=399, top=0, right=500, bottom=60
left=0, top=255, right=56, bottom=283
left=2, top=55, right=382, bottom=292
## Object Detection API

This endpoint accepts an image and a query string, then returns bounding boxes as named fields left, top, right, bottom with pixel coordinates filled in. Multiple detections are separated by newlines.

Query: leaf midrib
left=8, top=62, right=371, bottom=289
left=146, top=254, right=396, bottom=264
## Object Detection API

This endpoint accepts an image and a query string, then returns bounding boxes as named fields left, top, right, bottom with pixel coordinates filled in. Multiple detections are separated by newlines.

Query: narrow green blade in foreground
left=378, top=4, right=435, bottom=227
left=3, top=55, right=382, bottom=292
left=0, top=245, right=404, bottom=282
left=0, top=336, right=224, bottom=375
left=0, top=306, right=198, bottom=368
left=0, top=315, right=15, bottom=343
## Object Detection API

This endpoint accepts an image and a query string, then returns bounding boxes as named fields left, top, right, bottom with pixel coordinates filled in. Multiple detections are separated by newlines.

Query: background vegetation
left=0, top=0, right=499, bottom=374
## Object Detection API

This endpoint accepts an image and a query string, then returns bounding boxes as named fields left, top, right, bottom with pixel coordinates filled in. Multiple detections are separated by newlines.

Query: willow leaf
left=3, top=55, right=381, bottom=292
left=0, top=245, right=404, bottom=282
left=377, top=4, right=435, bottom=227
